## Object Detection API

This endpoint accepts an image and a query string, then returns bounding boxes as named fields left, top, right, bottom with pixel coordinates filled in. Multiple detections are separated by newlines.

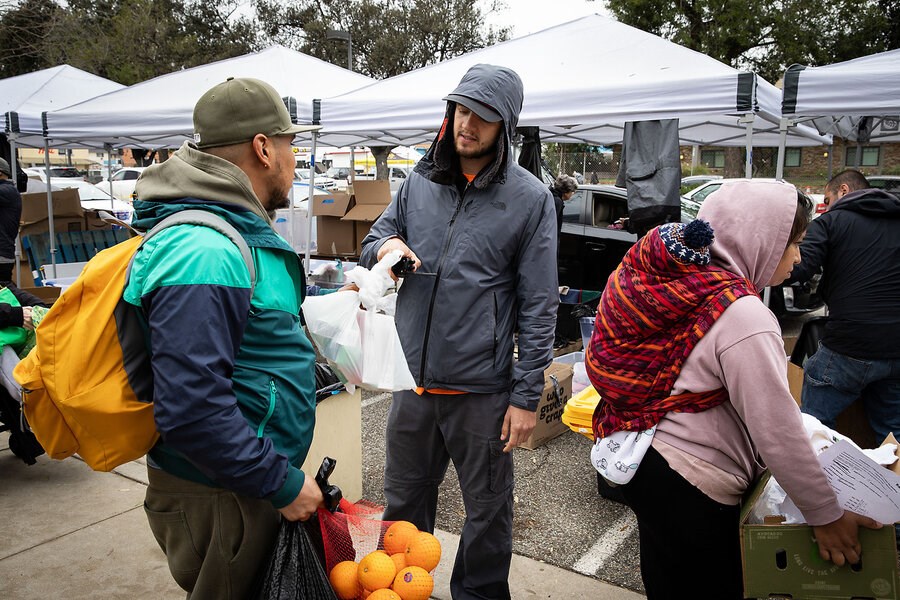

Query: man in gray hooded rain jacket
left=360, top=64, right=558, bottom=599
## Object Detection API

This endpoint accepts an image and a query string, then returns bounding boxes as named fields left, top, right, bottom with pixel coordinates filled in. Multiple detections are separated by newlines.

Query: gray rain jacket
left=360, top=64, right=558, bottom=411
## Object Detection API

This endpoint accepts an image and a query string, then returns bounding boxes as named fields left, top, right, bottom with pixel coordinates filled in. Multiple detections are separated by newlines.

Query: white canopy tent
left=319, top=14, right=830, bottom=155
left=43, top=45, right=374, bottom=149
left=777, top=49, right=900, bottom=178
left=42, top=46, right=375, bottom=273
left=2, top=65, right=124, bottom=284
left=1, top=65, right=124, bottom=149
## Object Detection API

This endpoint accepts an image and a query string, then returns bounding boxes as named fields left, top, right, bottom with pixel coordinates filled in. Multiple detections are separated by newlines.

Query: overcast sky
left=481, top=0, right=609, bottom=38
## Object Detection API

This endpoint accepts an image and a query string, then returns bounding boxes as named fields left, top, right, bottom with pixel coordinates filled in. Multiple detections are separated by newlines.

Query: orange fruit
left=389, top=552, right=407, bottom=572
left=383, top=521, right=418, bottom=555
left=404, top=531, right=442, bottom=572
left=391, top=566, right=434, bottom=600
left=367, top=590, right=401, bottom=600
left=358, top=550, right=397, bottom=591
left=329, top=560, right=360, bottom=600
left=360, top=590, right=372, bottom=600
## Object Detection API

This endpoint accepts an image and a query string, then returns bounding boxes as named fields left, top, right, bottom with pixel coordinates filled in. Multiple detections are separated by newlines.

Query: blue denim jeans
left=801, top=342, right=900, bottom=443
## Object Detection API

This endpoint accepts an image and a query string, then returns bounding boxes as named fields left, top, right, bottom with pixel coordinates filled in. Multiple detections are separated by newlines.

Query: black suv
left=558, top=184, right=637, bottom=290
left=557, top=184, right=822, bottom=316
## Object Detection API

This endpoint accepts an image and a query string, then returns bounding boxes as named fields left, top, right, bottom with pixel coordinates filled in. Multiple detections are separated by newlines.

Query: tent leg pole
left=739, top=113, right=755, bottom=178
left=775, top=118, right=790, bottom=181
left=828, top=145, right=833, bottom=180
left=304, top=131, right=318, bottom=275
left=44, top=137, right=57, bottom=279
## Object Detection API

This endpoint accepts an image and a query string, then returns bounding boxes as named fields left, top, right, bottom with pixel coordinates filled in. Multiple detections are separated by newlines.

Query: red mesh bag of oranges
left=321, top=499, right=442, bottom=600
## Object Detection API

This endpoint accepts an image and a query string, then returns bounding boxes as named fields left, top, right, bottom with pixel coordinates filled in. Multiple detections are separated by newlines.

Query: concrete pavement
left=0, top=433, right=643, bottom=599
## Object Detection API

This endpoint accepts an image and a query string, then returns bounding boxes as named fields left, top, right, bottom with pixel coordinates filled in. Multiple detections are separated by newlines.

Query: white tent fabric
left=44, top=45, right=374, bottom=148
left=319, top=14, right=829, bottom=148
left=781, top=49, right=900, bottom=143
left=1, top=65, right=124, bottom=148
left=777, top=49, right=900, bottom=178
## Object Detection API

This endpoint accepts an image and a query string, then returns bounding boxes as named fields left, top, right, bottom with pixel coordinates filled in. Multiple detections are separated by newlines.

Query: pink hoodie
left=653, top=179, right=842, bottom=526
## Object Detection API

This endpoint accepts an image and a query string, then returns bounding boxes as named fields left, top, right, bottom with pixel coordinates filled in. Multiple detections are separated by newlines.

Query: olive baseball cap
left=192, top=77, right=319, bottom=149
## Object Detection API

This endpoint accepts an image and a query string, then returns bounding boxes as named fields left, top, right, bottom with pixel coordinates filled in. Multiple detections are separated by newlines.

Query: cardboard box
left=20, top=286, right=61, bottom=305
left=520, top=362, right=574, bottom=450
left=788, top=362, right=877, bottom=449
left=312, top=191, right=357, bottom=256
left=741, top=441, right=900, bottom=600
left=300, top=387, right=362, bottom=503
left=20, top=216, right=84, bottom=238
left=317, top=218, right=357, bottom=256
left=342, top=181, right=391, bottom=255
left=83, top=210, right=114, bottom=231
left=788, top=362, right=804, bottom=404
left=20, top=189, right=83, bottom=224
left=312, top=191, right=352, bottom=218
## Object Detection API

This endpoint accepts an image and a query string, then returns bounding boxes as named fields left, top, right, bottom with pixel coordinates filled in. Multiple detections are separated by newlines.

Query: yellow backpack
left=14, top=210, right=254, bottom=471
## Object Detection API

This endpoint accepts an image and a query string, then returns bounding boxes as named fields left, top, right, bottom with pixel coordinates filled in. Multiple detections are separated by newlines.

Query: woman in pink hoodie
left=585, top=179, right=880, bottom=599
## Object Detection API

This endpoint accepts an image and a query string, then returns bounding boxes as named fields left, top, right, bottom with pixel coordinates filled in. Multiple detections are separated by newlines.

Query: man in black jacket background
left=789, top=169, right=900, bottom=442
left=0, top=158, right=22, bottom=283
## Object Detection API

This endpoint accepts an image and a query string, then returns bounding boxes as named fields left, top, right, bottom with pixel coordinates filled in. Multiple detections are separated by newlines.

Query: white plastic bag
left=302, top=251, right=415, bottom=392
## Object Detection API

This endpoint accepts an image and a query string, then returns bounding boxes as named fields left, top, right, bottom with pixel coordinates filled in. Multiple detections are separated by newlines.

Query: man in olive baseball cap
left=192, top=77, right=318, bottom=148
left=132, top=77, right=327, bottom=599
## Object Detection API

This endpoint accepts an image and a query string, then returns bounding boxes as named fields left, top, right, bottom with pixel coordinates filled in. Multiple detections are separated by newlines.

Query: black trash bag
left=315, top=363, right=345, bottom=403
left=256, top=517, right=339, bottom=600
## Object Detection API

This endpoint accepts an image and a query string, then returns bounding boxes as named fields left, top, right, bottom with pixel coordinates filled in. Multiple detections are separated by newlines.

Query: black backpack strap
left=126, top=209, right=256, bottom=294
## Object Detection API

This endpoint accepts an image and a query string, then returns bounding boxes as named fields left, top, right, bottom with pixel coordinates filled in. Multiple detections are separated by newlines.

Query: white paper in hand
left=817, top=439, right=900, bottom=524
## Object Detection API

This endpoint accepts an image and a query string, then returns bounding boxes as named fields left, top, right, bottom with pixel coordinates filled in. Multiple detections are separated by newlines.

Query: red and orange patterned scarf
left=586, top=223, right=758, bottom=439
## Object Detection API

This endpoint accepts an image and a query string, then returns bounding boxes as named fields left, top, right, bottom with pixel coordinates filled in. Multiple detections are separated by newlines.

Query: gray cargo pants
left=383, top=389, right=514, bottom=600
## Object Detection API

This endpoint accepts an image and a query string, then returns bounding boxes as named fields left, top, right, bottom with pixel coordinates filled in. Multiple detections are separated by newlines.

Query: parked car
left=558, top=184, right=637, bottom=290
left=29, top=166, right=84, bottom=179
left=94, top=167, right=148, bottom=201
left=868, top=175, right=900, bottom=194
left=44, top=178, right=133, bottom=223
left=559, top=182, right=822, bottom=317
left=295, top=168, right=336, bottom=191
left=680, top=174, right=722, bottom=193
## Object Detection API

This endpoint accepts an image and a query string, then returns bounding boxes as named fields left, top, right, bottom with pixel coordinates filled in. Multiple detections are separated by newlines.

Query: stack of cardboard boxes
left=314, top=180, right=391, bottom=257
left=14, top=189, right=120, bottom=286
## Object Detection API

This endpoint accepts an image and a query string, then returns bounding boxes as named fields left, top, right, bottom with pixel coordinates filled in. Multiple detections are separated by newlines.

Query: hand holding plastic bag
left=302, top=251, right=415, bottom=392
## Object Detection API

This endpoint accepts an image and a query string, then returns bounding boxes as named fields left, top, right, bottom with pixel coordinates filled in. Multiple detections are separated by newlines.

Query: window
left=784, top=148, right=801, bottom=168
left=700, top=150, right=725, bottom=169
left=112, top=171, right=126, bottom=181
left=591, top=192, right=628, bottom=227
left=690, top=183, right=722, bottom=204
left=845, top=146, right=880, bottom=167
left=563, top=190, right=585, bottom=223
left=123, top=170, right=140, bottom=180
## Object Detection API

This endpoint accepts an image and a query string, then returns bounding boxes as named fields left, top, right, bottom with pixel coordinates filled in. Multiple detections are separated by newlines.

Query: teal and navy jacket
left=125, top=142, right=316, bottom=508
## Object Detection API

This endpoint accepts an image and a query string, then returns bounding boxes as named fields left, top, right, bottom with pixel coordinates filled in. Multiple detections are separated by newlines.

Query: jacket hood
left=134, top=141, right=272, bottom=225
left=416, top=64, right=524, bottom=189
left=829, top=187, right=900, bottom=217
left=696, top=179, right=798, bottom=291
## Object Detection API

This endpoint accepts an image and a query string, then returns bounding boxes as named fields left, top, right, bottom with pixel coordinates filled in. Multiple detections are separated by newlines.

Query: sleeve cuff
left=268, top=466, right=305, bottom=509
